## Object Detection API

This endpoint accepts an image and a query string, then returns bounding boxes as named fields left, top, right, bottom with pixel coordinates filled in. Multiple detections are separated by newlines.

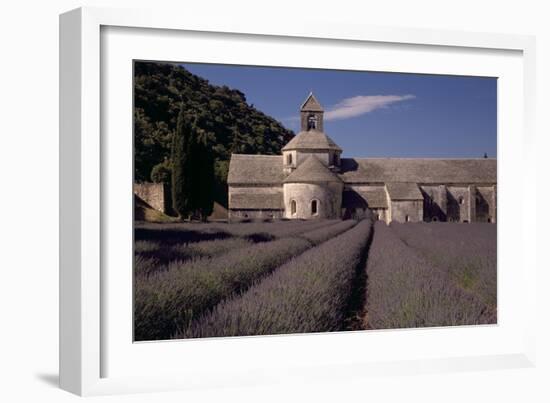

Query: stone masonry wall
left=229, top=186, right=283, bottom=196
left=421, top=185, right=447, bottom=222
left=420, top=184, right=497, bottom=223
left=282, top=150, right=297, bottom=173
left=134, top=182, right=166, bottom=213
left=283, top=182, right=343, bottom=219
left=228, top=209, right=284, bottom=221
left=300, top=111, right=324, bottom=132
left=446, top=186, right=472, bottom=222
left=371, top=208, right=388, bottom=223
left=476, top=186, right=496, bottom=223
left=390, top=200, right=423, bottom=223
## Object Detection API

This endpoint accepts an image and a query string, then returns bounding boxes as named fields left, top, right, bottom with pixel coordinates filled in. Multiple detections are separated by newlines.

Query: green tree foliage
left=150, top=159, right=171, bottom=183
left=134, top=108, right=173, bottom=183
left=134, top=61, right=294, bottom=208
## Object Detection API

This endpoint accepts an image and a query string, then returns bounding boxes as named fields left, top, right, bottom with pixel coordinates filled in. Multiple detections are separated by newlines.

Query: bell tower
left=300, top=92, right=324, bottom=132
left=283, top=92, right=341, bottom=174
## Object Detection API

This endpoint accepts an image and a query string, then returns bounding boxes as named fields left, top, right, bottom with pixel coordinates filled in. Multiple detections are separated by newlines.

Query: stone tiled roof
left=228, top=155, right=497, bottom=187
left=227, top=154, right=285, bottom=185
left=284, top=156, right=343, bottom=184
left=342, top=188, right=388, bottom=209
left=385, top=182, right=423, bottom=200
left=229, top=193, right=283, bottom=210
left=339, top=158, right=497, bottom=184
left=301, top=92, right=324, bottom=111
left=359, top=188, right=388, bottom=208
left=281, top=129, right=342, bottom=152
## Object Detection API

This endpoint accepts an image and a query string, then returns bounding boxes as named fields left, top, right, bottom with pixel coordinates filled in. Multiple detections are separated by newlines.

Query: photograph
left=132, top=61, right=497, bottom=342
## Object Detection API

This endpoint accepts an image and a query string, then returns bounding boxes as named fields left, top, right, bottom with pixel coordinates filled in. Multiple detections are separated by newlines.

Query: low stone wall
left=133, top=182, right=166, bottom=213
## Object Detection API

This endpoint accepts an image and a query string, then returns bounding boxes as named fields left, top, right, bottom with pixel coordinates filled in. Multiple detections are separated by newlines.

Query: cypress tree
left=186, top=121, right=201, bottom=219
left=196, top=130, right=215, bottom=221
left=171, top=104, right=193, bottom=219
left=172, top=106, right=216, bottom=221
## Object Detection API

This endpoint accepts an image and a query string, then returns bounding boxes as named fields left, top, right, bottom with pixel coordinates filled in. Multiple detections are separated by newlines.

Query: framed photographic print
left=60, top=6, right=537, bottom=396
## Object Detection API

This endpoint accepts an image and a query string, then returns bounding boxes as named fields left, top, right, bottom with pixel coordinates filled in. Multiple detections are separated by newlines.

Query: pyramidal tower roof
left=300, top=92, right=324, bottom=112
left=282, top=129, right=342, bottom=152
left=283, top=92, right=342, bottom=152
left=284, top=155, right=342, bottom=184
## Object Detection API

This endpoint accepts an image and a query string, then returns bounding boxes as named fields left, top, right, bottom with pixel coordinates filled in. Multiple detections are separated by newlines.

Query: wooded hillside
left=134, top=61, right=294, bottom=207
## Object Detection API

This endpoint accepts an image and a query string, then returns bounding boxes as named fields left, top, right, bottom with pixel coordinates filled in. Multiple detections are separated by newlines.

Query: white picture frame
left=59, top=6, right=537, bottom=396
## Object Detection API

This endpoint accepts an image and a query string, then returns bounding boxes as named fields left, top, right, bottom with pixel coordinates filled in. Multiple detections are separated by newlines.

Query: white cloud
left=324, top=94, right=415, bottom=121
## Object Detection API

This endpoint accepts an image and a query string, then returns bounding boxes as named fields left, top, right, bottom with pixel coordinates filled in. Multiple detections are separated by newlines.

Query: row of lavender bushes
left=135, top=219, right=340, bottom=244
left=178, top=218, right=373, bottom=339
left=390, top=222, right=497, bottom=308
left=135, top=237, right=254, bottom=277
left=134, top=220, right=337, bottom=276
left=365, top=222, right=496, bottom=330
left=134, top=220, right=357, bottom=340
left=134, top=219, right=340, bottom=277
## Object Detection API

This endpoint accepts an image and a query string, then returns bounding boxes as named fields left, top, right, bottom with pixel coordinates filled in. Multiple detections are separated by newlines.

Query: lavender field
left=134, top=219, right=496, bottom=341
left=364, top=222, right=496, bottom=330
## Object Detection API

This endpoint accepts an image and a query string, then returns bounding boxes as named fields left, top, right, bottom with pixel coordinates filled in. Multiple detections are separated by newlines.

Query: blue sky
left=181, top=63, right=497, bottom=159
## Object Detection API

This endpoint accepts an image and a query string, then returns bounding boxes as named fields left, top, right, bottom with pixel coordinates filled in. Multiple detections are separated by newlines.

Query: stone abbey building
left=227, top=93, right=497, bottom=224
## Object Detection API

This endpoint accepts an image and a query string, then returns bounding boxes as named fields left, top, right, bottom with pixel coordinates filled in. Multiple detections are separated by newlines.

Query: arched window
left=307, top=114, right=317, bottom=130
left=311, top=199, right=318, bottom=215
left=291, top=200, right=297, bottom=216
left=287, top=153, right=293, bottom=165
left=405, top=215, right=410, bottom=222
left=458, top=196, right=464, bottom=205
